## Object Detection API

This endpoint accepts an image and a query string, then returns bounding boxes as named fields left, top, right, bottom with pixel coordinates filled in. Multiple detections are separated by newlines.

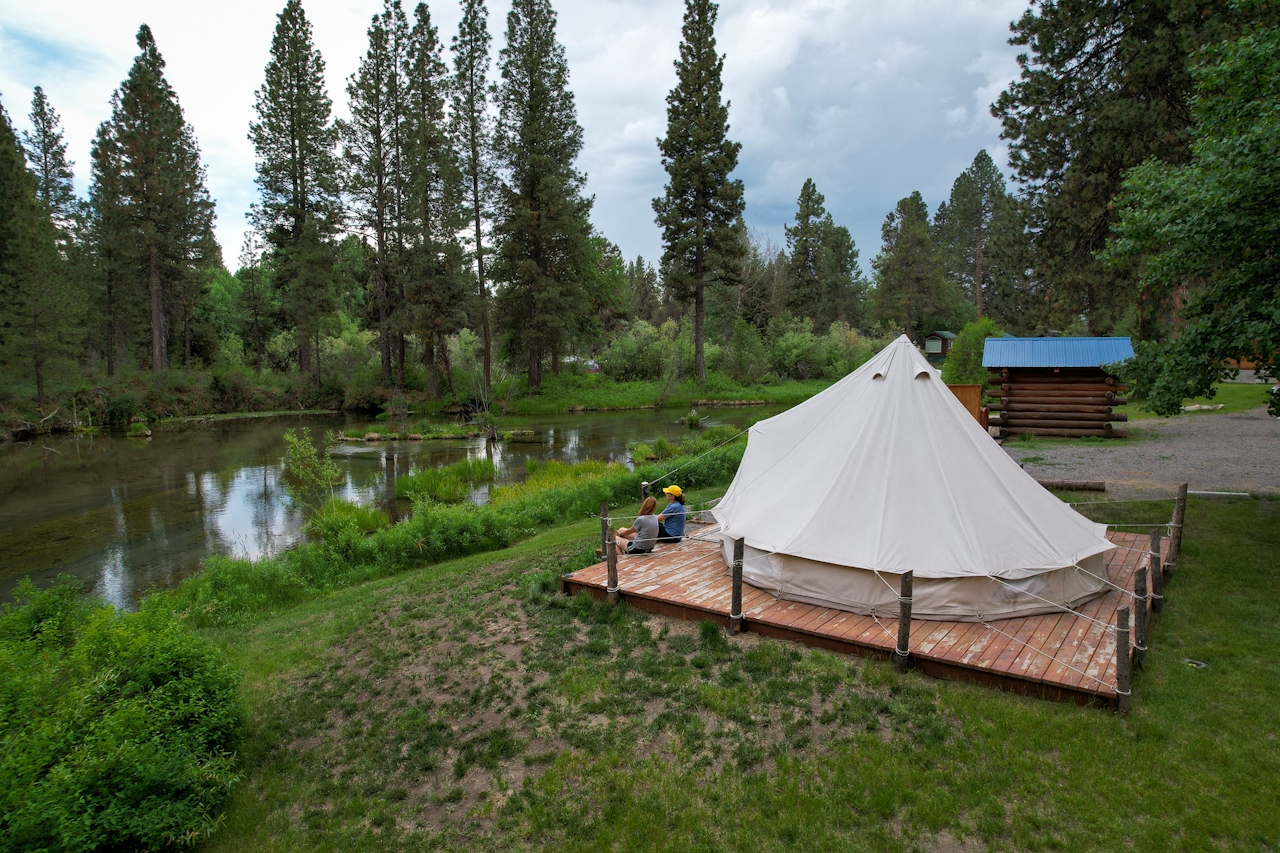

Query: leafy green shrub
left=713, top=319, right=770, bottom=383
left=598, top=320, right=667, bottom=381
left=105, top=391, right=139, bottom=427
left=941, top=318, right=1004, bottom=386
left=282, top=428, right=341, bottom=512
left=769, top=317, right=827, bottom=379
left=0, top=579, right=241, bottom=852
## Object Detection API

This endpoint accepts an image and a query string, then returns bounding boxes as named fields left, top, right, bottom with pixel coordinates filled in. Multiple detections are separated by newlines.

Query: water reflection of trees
left=2, top=409, right=778, bottom=605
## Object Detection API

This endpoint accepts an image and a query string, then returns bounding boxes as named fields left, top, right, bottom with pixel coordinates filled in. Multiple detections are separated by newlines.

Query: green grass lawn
left=195, top=494, right=1280, bottom=852
left=1129, top=381, right=1274, bottom=419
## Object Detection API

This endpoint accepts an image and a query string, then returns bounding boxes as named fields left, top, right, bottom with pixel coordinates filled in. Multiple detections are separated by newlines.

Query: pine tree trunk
left=440, top=336, right=455, bottom=398
left=34, top=312, right=44, bottom=409
left=694, top=233, right=706, bottom=383
left=315, top=328, right=322, bottom=398
left=184, top=309, right=192, bottom=366
left=149, top=245, right=164, bottom=378
left=424, top=337, right=438, bottom=398
left=298, top=303, right=313, bottom=375
left=378, top=267, right=391, bottom=383
left=397, top=331, right=405, bottom=388
left=974, top=223, right=985, bottom=318
left=474, top=175, right=492, bottom=393
left=105, top=280, right=116, bottom=378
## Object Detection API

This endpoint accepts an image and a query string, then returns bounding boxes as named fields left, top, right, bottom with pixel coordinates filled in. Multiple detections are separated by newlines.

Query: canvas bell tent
left=713, top=335, right=1115, bottom=621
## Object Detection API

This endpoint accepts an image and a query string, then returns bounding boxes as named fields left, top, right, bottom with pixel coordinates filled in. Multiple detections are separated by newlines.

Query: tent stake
left=1134, top=567, right=1148, bottom=670
left=1166, top=484, right=1187, bottom=577
left=1115, top=605, right=1132, bottom=713
left=894, top=571, right=913, bottom=673
left=729, top=538, right=744, bottom=634
left=1149, top=528, right=1164, bottom=614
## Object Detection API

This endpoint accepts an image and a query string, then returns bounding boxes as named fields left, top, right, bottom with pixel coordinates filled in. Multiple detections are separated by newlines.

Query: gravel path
left=1003, top=407, right=1280, bottom=498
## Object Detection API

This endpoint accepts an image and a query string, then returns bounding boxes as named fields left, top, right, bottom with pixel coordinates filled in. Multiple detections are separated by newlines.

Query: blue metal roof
left=982, top=336, right=1134, bottom=368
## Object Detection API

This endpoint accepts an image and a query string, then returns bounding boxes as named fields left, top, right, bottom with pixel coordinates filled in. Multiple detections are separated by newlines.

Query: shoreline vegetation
left=0, top=368, right=830, bottom=440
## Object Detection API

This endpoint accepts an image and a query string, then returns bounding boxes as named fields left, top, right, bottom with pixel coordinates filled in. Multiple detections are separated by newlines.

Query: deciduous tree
left=1105, top=23, right=1280, bottom=416
left=992, top=0, right=1268, bottom=334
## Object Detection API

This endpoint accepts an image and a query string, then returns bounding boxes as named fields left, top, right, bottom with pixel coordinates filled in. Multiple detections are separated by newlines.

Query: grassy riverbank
left=494, top=373, right=831, bottom=416
left=1, top=364, right=830, bottom=437
left=191, top=495, right=1279, bottom=851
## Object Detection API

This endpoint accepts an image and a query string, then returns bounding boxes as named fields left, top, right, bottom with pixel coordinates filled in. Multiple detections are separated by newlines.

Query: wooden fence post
left=729, top=538, right=744, bottom=634
left=894, top=571, right=914, bottom=673
left=1149, top=528, right=1164, bottom=614
left=1134, top=567, right=1148, bottom=670
left=1166, top=483, right=1187, bottom=577
left=606, top=533, right=619, bottom=605
left=1115, top=605, right=1132, bottom=714
left=599, top=503, right=609, bottom=554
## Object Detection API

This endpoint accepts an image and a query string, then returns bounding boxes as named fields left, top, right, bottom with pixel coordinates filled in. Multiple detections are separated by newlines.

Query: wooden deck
left=562, top=524, right=1161, bottom=709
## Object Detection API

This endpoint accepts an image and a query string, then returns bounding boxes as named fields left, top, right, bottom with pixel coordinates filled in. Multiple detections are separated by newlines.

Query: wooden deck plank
left=563, top=528, right=1146, bottom=705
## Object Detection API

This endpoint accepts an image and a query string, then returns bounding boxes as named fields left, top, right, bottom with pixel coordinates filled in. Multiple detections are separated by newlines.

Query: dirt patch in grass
left=249, top=540, right=951, bottom=848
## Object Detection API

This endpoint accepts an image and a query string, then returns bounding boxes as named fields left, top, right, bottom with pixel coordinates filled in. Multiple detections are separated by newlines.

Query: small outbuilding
left=982, top=337, right=1134, bottom=438
left=922, top=330, right=956, bottom=362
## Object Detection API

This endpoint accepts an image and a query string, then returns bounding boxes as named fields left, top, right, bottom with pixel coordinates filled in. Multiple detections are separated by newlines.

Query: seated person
left=614, top=496, right=659, bottom=554
left=656, top=485, right=687, bottom=542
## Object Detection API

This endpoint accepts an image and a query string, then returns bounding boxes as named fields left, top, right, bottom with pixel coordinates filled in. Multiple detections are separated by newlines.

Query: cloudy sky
left=0, top=0, right=1026, bottom=273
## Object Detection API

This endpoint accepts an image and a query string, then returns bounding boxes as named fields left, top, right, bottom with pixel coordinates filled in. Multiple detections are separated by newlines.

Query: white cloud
left=0, top=0, right=1025, bottom=273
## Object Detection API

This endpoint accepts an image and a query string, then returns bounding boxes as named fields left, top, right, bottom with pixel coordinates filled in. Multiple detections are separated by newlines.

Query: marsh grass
left=395, top=459, right=498, bottom=502
left=199, top=495, right=1280, bottom=851
left=488, top=459, right=620, bottom=504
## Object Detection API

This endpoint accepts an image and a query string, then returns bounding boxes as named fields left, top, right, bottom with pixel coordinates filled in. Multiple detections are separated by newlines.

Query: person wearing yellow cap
left=656, top=484, right=686, bottom=543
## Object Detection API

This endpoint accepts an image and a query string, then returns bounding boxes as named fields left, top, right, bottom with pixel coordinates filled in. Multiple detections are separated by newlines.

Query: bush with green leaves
left=0, top=579, right=241, bottom=853
left=941, top=317, right=1004, bottom=386
left=281, top=427, right=341, bottom=512
left=598, top=320, right=668, bottom=381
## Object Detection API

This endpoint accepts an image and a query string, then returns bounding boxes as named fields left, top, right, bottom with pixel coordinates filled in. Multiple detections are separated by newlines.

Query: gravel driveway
left=1003, top=407, right=1280, bottom=497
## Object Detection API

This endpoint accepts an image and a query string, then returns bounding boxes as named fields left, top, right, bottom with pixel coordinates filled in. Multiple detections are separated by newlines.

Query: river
left=0, top=407, right=777, bottom=607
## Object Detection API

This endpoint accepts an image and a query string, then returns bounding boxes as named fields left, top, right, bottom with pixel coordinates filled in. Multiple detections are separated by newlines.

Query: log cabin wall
left=987, top=367, right=1128, bottom=438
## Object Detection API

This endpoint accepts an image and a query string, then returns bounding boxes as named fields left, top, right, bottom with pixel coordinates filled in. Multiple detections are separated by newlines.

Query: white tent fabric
left=713, top=335, right=1115, bottom=621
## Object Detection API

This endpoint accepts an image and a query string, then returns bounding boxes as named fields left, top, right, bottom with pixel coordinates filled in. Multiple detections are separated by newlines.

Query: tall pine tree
left=872, top=192, right=960, bottom=341
left=783, top=178, right=863, bottom=330
left=451, top=0, right=494, bottom=391
left=491, top=0, right=593, bottom=389
left=404, top=1, right=468, bottom=398
left=21, top=87, right=79, bottom=239
left=344, top=0, right=411, bottom=384
left=653, top=0, right=744, bottom=382
left=92, top=25, right=217, bottom=377
left=0, top=95, right=81, bottom=407
left=932, top=150, right=1006, bottom=319
left=250, top=0, right=341, bottom=388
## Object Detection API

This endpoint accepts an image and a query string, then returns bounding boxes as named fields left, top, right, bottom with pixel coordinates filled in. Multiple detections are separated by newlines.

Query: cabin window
left=924, top=338, right=942, bottom=354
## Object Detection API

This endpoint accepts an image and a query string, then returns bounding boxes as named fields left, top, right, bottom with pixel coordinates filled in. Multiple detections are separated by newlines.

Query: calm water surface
left=0, top=407, right=777, bottom=607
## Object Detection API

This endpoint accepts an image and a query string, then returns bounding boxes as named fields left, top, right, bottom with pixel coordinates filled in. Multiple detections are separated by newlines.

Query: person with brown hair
left=615, top=496, right=659, bottom=555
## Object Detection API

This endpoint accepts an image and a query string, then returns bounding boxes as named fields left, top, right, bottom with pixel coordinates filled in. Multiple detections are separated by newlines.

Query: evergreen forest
left=2, top=0, right=1277, bottom=430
